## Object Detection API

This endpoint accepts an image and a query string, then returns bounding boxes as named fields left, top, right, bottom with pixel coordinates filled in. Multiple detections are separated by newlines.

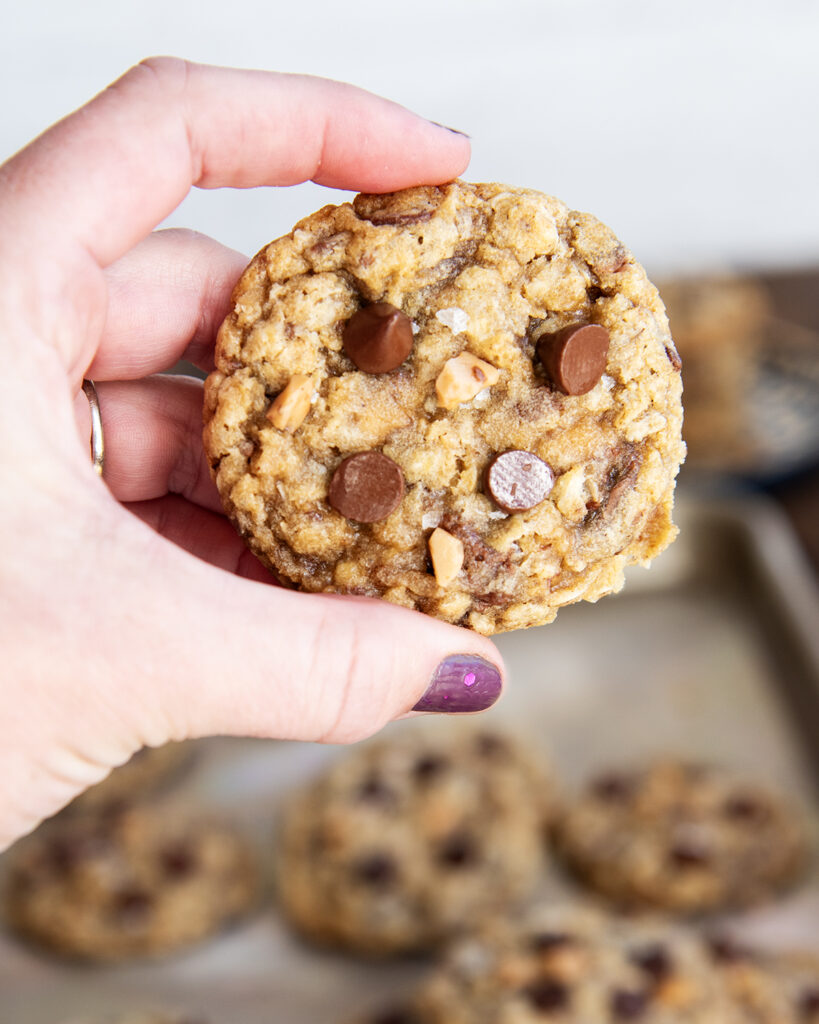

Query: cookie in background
left=553, top=759, right=809, bottom=913
left=2, top=804, right=258, bottom=960
left=275, top=725, right=555, bottom=955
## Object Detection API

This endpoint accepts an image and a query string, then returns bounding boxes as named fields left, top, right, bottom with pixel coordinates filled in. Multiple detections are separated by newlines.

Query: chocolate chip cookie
left=555, top=760, right=808, bottom=912
left=275, top=726, right=554, bottom=954
left=658, top=274, right=770, bottom=470
left=707, top=936, right=819, bottom=1023
left=414, top=902, right=745, bottom=1023
left=203, top=181, right=685, bottom=634
left=2, top=806, right=257, bottom=960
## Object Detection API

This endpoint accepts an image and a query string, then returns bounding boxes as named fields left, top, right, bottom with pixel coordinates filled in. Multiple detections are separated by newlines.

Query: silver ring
left=82, top=379, right=105, bottom=477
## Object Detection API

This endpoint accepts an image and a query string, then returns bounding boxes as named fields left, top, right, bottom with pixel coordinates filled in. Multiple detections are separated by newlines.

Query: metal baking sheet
left=2, top=491, right=818, bottom=1023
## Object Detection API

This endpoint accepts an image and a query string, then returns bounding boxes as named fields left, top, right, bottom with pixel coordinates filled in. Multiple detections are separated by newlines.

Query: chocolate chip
left=630, top=944, right=673, bottom=983
left=611, top=989, right=649, bottom=1019
left=591, top=773, right=634, bottom=802
left=474, top=732, right=508, bottom=757
left=437, top=833, right=478, bottom=869
left=524, top=978, right=570, bottom=1012
left=353, top=188, right=440, bottom=226
left=723, top=794, right=769, bottom=822
left=160, top=843, right=197, bottom=879
left=439, top=514, right=507, bottom=591
left=112, top=887, right=153, bottom=922
left=46, top=833, right=110, bottom=873
left=705, top=934, right=750, bottom=963
left=529, top=932, right=575, bottom=953
left=353, top=852, right=398, bottom=887
left=536, top=323, right=610, bottom=395
left=413, top=755, right=449, bottom=783
left=669, top=840, right=710, bottom=868
left=357, top=776, right=396, bottom=804
left=484, top=450, right=554, bottom=513
left=799, top=987, right=819, bottom=1018
left=343, top=303, right=414, bottom=373
left=328, top=451, right=405, bottom=523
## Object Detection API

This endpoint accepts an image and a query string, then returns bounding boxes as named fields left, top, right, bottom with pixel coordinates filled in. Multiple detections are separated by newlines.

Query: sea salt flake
left=422, top=512, right=442, bottom=530
left=473, top=387, right=491, bottom=404
left=411, top=320, right=420, bottom=335
left=435, top=306, right=469, bottom=333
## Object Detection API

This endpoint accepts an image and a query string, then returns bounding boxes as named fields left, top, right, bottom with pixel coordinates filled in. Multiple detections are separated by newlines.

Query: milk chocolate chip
left=485, top=450, right=554, bottom=513
left=343, top=303, right=413, bottom=373
left=329, top=451, right=405, bottom=523
left=537, top=323, right=610, bottom=395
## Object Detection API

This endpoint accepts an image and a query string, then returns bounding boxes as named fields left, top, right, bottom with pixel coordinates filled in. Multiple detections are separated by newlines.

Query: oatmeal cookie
left=203, top=181, right=685, bottom=634
left=2, top=805, right=257, bottom=960
left=415, top=902, right=745, bottom=1023
left=706, top=935, right=819, bottom=1023
left=657, top=274, right=770, bottom=469
left=554, top=760, right=808, bottom=912
left=275, top=726, right=553, bottom=955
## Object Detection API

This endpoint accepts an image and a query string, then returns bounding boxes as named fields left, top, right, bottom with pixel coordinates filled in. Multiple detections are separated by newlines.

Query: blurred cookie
left=707, top=935, right=819, bottom=1023
left=66, top=743, right=194, bottom=814
left=658, top=274, right=770, bottom=470
left=555, top=760, right=807, bottom=912
left=275, top=726, right=553, bottom=954
left=415, top=902, right=744, bottom=1023
left=3, top=805, right=257, bottom=960
left=204, top=181, right=685, bottom=635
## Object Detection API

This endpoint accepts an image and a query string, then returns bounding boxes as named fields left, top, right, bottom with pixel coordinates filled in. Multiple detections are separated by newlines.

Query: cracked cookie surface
left=203, top=181, right=685, bottom=634
left=275, top=726, right=553, bottom=955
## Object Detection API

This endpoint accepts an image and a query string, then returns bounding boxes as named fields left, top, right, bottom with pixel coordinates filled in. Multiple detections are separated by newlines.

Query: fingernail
left=413, top=655, right=502, bottom=713
left=429, top=120, right=471, bottom=139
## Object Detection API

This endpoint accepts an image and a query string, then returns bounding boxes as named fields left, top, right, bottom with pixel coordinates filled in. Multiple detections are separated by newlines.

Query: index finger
left=0, top=57, right=470, bottom=268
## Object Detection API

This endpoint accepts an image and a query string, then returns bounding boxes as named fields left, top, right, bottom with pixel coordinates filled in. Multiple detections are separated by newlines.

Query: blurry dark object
left=659, top=269, right=819, bottom=479
left=771, top=467, right=819, bottom=580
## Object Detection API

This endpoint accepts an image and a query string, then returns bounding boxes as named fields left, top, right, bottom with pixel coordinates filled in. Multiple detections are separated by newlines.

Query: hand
left=0, top=58, right=504, bottom=850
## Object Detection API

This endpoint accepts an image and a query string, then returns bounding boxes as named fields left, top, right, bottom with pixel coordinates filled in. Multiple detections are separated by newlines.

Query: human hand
left=0, top=58, right=504, bottom=850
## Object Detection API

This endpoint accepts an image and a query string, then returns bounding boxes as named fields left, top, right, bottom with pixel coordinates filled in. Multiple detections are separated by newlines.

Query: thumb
left=0, top=496, right=505, bottom=849
left=106, top=519, right=506, bottom=747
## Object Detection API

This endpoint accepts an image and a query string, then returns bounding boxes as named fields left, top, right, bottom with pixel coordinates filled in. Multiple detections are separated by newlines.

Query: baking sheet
left=1, top=491, right=818, bottom=1023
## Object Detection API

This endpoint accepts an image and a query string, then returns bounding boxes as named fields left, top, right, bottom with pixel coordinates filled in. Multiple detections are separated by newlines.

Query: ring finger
left=76, top=374, right=221, bottom=510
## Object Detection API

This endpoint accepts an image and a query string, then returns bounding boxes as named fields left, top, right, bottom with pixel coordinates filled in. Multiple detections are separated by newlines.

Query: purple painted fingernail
left=413, top=655, right=502, bottom=713
left=429, top=120, right=471, bottom=139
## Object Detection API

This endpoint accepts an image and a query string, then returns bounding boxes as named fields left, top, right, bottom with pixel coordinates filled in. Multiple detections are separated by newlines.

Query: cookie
left=706, top=936, right=819, bottom=1023
left=2, top=805, right=257, bottom=960
left=275, top=726, right=553, bottom=954
left=203, top=181, right=685, bottom=635
left=657, top=274, right=770, bottom=470
left=415, top=902, right=745, bottom=1023
left=66, top=742, right=193, bottom=814
left=555, top=760, right=808, bottom=912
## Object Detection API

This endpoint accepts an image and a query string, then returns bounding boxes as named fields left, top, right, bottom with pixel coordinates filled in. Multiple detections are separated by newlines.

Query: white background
left=3, top=0, right=818, bottom=277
